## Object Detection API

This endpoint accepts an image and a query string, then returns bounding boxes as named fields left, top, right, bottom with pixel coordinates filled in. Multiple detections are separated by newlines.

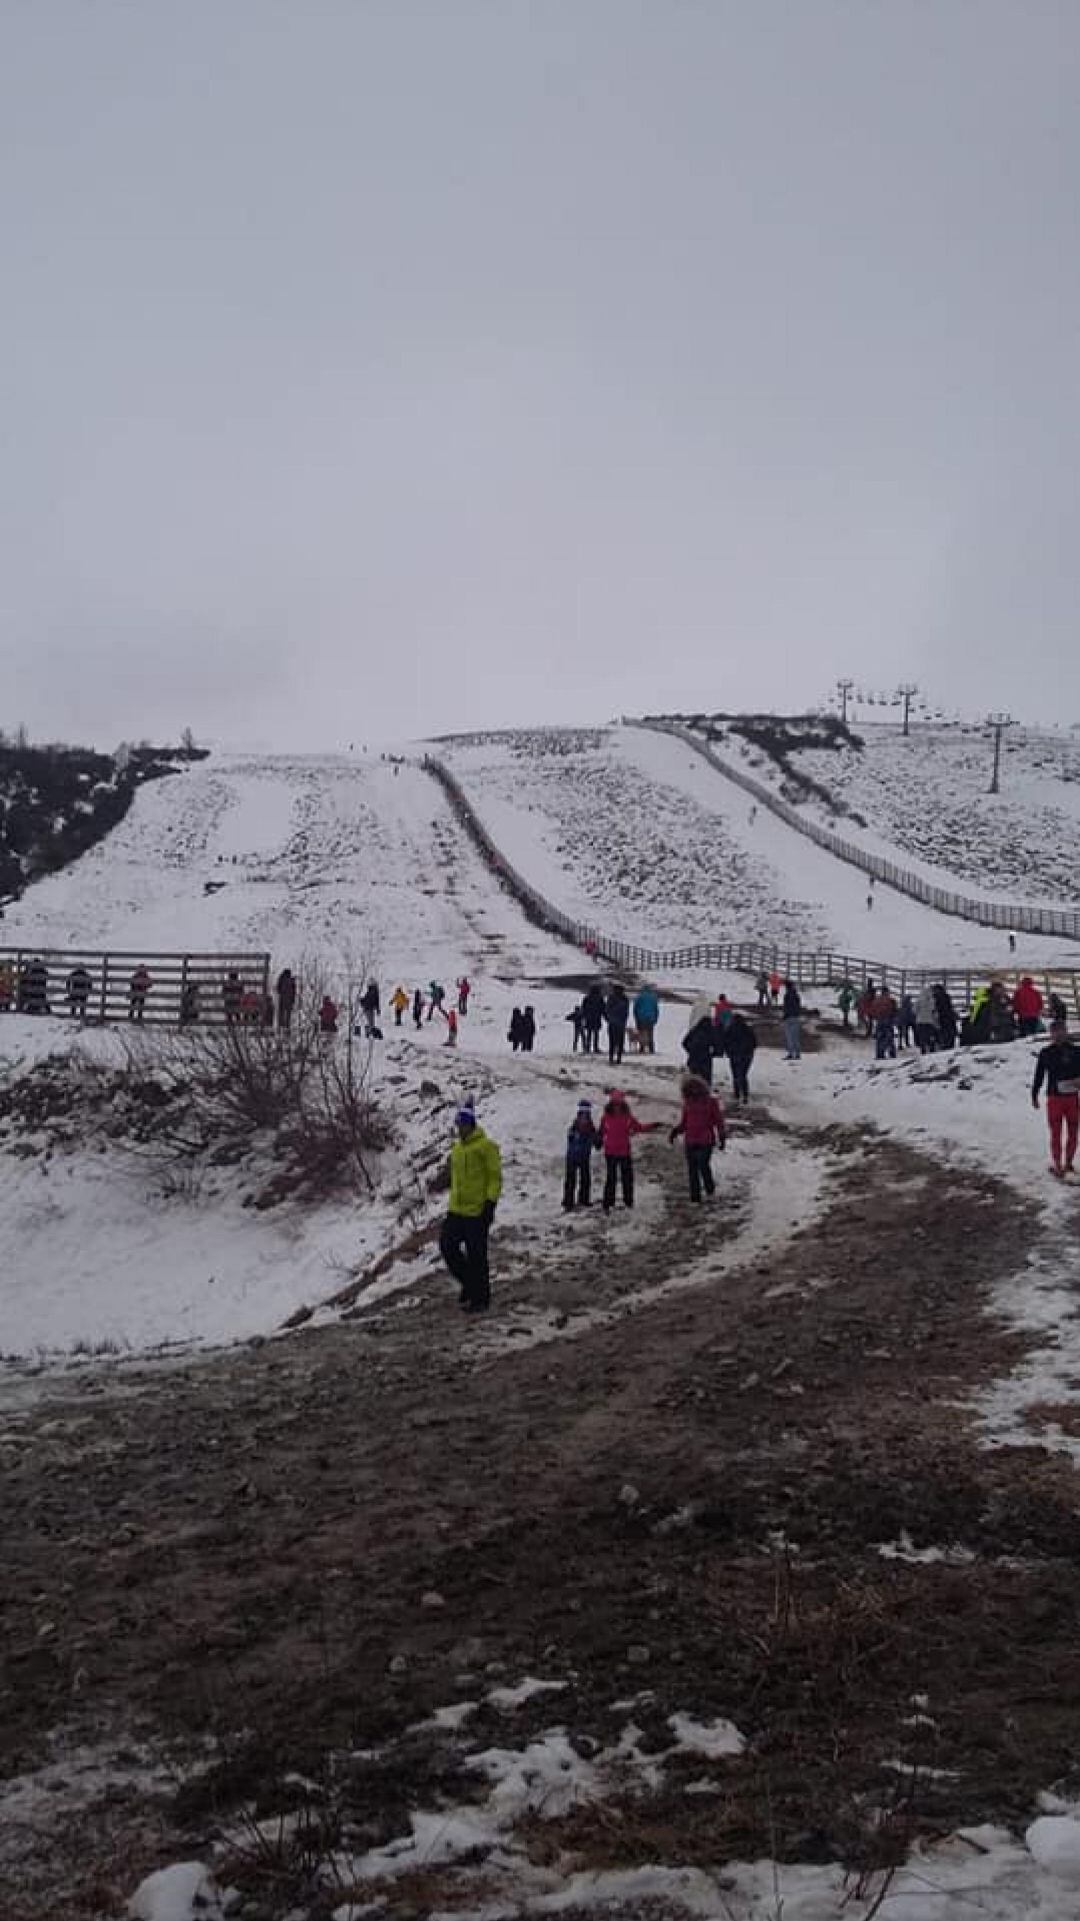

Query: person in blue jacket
left=633, top=984, right=660, bottom=1054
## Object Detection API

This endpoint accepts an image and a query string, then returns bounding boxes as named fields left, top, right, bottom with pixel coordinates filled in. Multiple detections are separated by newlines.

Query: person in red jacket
left=670, top=1075, right=727, bottom=1201
left=1012, top=976, right=1044, bottom=1038
left=598, top=1090, right=659, bottom=1211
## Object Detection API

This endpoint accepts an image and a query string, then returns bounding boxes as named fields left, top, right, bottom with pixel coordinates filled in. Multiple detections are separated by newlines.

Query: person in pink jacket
left=669, top=1074, right=726, bottom=1201
left=598, top=1090, right=659, bottom=1211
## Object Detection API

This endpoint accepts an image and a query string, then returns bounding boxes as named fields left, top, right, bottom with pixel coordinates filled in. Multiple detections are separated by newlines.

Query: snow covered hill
left=439, top=724, right=1078, bottom=968
left=674, top=715, right=1080, bottom=904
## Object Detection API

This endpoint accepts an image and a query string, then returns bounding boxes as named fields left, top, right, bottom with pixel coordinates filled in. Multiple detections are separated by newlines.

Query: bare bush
left=119, top=956, right=392, bottom=1204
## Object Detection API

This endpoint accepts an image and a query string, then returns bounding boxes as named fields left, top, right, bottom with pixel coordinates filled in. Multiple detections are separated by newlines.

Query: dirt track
left=4, top=1115, right=1080, bottom=1919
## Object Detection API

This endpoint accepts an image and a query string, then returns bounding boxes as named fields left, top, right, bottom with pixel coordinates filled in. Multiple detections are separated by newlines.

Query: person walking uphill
left=563, top=1099, right=599, bottom=1210
left=390, top=985, right=409, bottom=1027
left=1033, top=1019, right=1080, bottom=1178
left=598, top=1090, right=659, bottom=1210
left=670, top=1075, right=726, bottom=1201
left=439, top=1104, right=502, bottom=1311
left=633, top=985, right=660, bottom=1055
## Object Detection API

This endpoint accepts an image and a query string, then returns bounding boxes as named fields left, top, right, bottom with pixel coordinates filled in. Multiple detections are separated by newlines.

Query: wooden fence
left=426, top=758, right=1080, bottom=1015
left=0, top=947, right=272, bottom=1026
left=630, top=717, right=1080, bottom=940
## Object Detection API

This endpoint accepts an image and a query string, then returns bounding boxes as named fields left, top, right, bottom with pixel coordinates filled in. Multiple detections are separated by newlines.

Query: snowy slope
left=685, top=717, right=1080, bottom=903
left=441, top=725, right=1078, bottom=968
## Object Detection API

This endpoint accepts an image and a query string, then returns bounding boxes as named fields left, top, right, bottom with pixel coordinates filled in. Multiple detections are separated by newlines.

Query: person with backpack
left=1032, top=1018, right=1080, bottom=1178
left=427, top=981, right=445, bottom=1022
left=781, top=980, right=802, bottom=1060
left=669, top=1075, right=726, bottom=1201
left=563, top=1099, right=599, bottom=1210
left=439, top=1103, right=502, bottom=1312
left=719, top=1011, right=757, bottom=1103
left=632, top=984, right=660, bottom=1055
left=598, top=1090, right=659, bottom=1211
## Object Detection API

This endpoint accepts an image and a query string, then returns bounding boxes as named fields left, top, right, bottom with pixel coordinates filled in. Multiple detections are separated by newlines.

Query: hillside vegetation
left=0, top=739, right=202, bottom=904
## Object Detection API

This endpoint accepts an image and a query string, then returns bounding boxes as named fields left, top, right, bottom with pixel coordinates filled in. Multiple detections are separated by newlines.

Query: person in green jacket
left=836, top=980, right=856, bottom=1029
left=439, top=1103, right=503, bottom=1313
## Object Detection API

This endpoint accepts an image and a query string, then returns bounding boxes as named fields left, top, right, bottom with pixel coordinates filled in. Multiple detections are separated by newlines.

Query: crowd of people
left=833, top=972, right=1068, bottom=1060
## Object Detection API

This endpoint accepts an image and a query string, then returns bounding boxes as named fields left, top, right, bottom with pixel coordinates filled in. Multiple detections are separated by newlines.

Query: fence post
left=100, top=953, right=110, bottom=1025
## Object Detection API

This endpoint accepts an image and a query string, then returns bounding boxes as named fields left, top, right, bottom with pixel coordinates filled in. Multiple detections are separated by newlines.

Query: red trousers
left=1047, top=1093, right=1079, bottom=1170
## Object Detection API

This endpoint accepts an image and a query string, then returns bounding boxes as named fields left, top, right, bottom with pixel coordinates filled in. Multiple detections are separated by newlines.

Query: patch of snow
left=667, top=1712, right=746, bottom=1759
left=127, top=1861, right=225, bottom=1921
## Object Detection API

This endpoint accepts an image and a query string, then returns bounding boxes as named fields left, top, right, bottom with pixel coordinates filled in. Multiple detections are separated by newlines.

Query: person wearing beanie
left=439, top=1104, right=503, bottom=1311
left=563, top=1099, right=599, bottom=1211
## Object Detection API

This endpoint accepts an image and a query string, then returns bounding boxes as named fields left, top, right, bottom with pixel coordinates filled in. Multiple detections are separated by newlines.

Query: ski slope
left=685, top=716, right=1080, bottom=904
left=441, top=725, right=1079, bottom=968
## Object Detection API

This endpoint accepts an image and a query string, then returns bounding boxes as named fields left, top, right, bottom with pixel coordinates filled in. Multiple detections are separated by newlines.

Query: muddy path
left=4, top=1122, right=1080, bottom=1918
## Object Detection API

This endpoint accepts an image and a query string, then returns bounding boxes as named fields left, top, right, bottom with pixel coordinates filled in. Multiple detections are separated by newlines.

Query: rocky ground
left=5, top=1093, right=1080, bottom=1920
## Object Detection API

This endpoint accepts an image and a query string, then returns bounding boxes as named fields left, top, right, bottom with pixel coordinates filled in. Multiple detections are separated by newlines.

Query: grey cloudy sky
left=3, top=1, right=1079, bottom=750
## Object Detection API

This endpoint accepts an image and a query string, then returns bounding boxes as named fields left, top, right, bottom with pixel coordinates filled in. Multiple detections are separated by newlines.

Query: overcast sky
left=3, top=1, right=1078, bottom=750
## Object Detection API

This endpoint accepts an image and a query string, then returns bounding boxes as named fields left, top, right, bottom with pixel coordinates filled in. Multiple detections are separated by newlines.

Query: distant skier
left=563, top=1099, right=599, bottom=1210
left=670, top=1076, right=726, bottom=1201
left=1032, top=1018, right=1080, bottom=1178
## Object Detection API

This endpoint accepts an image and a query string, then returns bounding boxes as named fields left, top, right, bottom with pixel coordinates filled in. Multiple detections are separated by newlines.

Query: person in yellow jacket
left=439, top=1103, right=502, bottom=1313
left=390, top=985, right=410, bottom=1027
